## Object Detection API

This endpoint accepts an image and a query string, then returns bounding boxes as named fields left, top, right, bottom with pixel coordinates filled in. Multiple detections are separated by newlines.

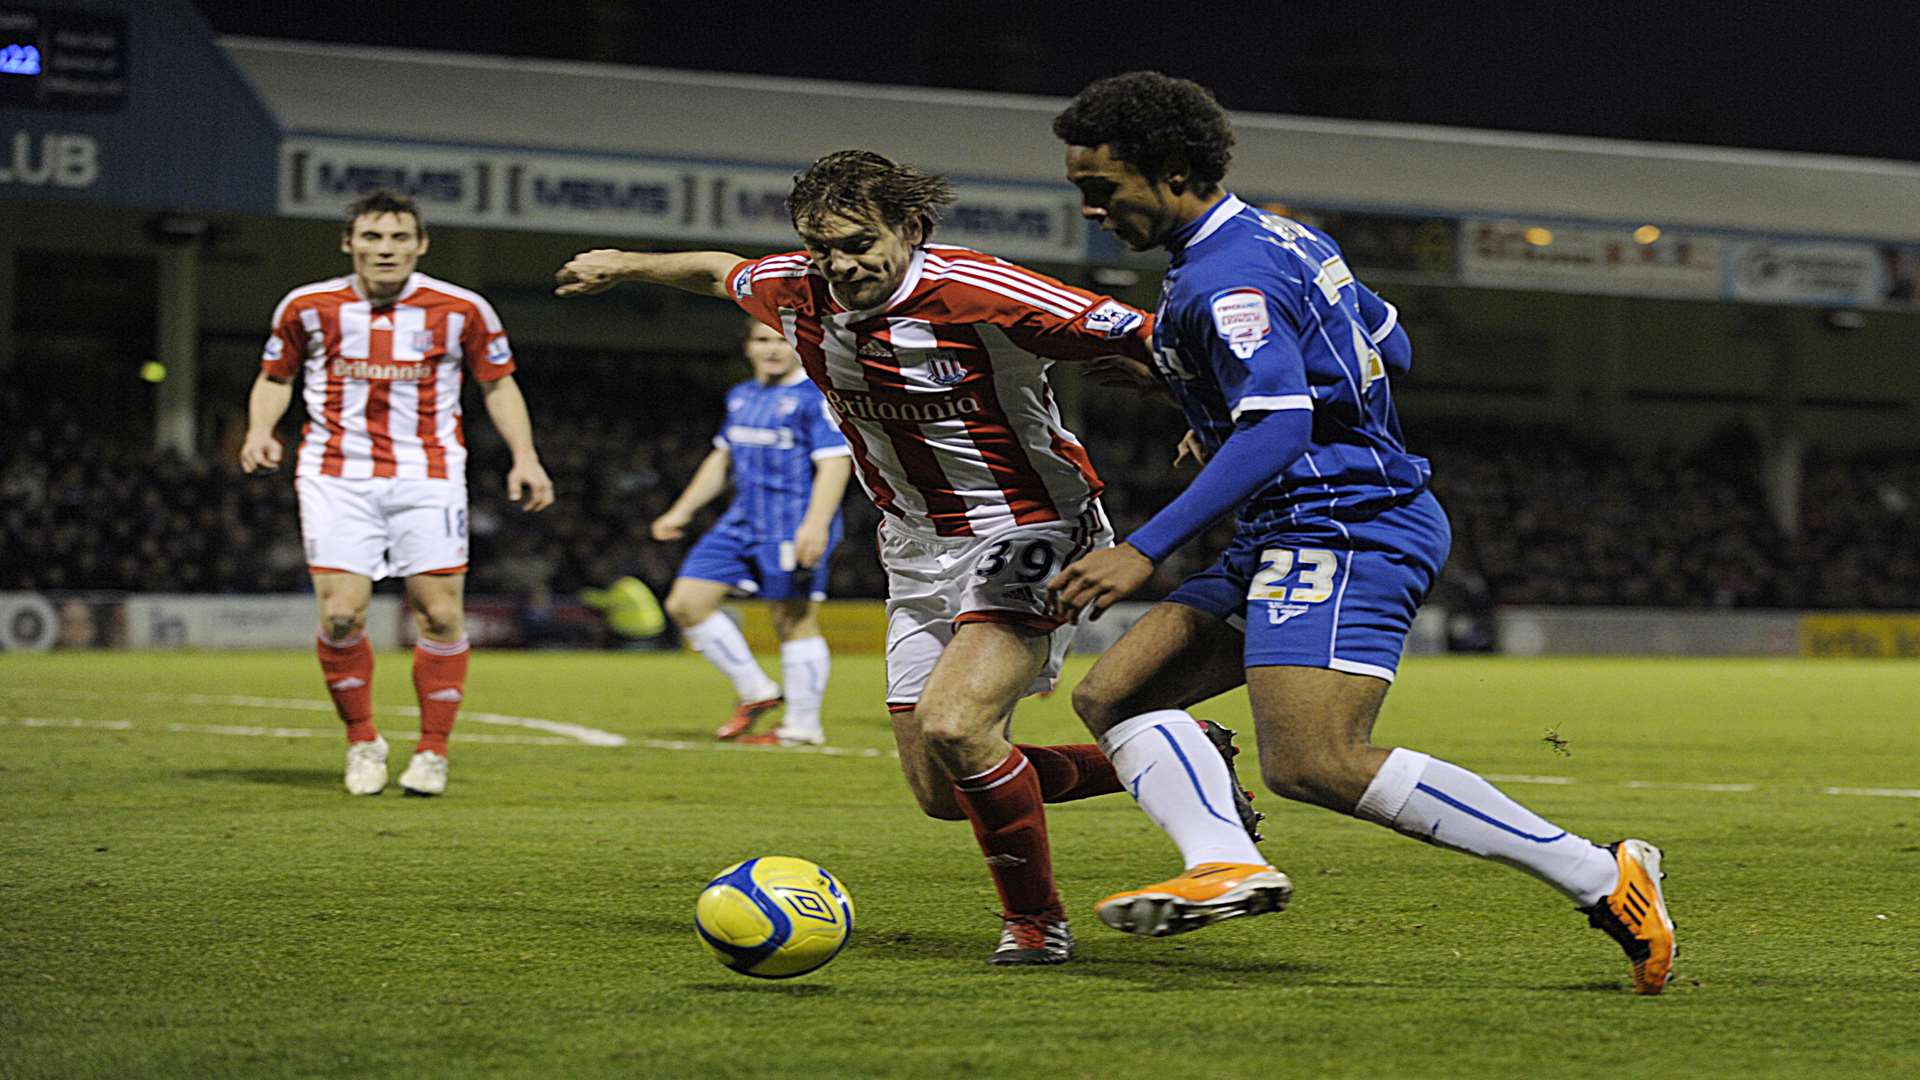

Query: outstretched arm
left=554, top=249, right=743, bottom=300
left=479, top=375, right=555, bottom=511
left=1048, top=408, right=1312, bottom=621
left=653, top=447, right=732, bottom=541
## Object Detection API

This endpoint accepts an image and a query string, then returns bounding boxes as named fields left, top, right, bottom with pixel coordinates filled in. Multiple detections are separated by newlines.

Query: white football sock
left=682, top=613, right=780, bottom=703
left=1100, top=709, right=1266, bottom=869
left=776, top=636, right=830, bottom=739
left=1356, top=748, right=1619, bottom=906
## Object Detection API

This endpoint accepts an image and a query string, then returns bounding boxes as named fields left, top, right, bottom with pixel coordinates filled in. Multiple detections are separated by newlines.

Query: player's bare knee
left=1067, top=676, right=1136, bottom=734
left=321, top=611, right=365, bottom=641
left=1259, top=751, right=1361, bottom=811
left=906, top=777, right=966, bottom=821
left=918, top=713, right=976, bottom=756
left=663, top=594, right=706, bottom=629
left=768, top=602, right=814, bottom=641
left=409, top=597, right=463, bottom=640
left=1069, top=678, right=1124, bottom=733
left=1258, top=758, right=1311, bottom=803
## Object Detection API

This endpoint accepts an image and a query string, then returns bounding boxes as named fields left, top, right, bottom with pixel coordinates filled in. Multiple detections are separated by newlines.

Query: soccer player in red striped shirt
left=241, top=190, right=555, bottom=798
left=557, top=151, right=1259, bottom=966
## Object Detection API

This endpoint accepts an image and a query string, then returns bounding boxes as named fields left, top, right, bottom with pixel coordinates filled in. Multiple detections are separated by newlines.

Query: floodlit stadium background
left=4, top=1, right=1919, bottom=657
left=5, top=5, right=1920, bottom=1079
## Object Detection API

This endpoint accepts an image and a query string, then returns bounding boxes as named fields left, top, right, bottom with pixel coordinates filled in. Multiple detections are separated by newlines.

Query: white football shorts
left=882, top=504, right=1112, bottom=711
left=296, top=476, right=470, bottom=580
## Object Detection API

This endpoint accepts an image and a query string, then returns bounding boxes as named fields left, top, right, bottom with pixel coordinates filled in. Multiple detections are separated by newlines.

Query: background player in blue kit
left=1048, top=72, right=1678, bottom=994
left=654, top=318, right=853, bottom=746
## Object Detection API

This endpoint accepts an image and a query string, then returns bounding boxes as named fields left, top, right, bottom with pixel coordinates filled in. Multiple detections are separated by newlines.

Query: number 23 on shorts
left=1248, top=547, right=1339, bottom=603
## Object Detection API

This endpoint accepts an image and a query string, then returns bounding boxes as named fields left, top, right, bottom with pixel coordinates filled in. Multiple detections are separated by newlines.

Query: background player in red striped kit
left=241, top=190, right=555, bottom=797
left=556, top=152, right=1258, bottom=965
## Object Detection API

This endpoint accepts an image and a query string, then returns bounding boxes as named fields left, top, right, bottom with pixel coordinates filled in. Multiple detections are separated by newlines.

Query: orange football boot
left=1094, top=861, right=1292, bottom=937
left=737, top=730, right=823, bottom=748
left=713, top=696, right=782, bottom=741
left=1581, top=839, right=1676, bottom=995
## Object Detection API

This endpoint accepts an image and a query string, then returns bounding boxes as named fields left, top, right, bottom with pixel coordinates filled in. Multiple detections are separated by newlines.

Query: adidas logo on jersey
left=857, top=337, right=895, bottom=360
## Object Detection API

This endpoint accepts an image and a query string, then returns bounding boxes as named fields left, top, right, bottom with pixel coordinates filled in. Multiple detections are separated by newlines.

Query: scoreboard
left=0, top=5, right=127, bottom=112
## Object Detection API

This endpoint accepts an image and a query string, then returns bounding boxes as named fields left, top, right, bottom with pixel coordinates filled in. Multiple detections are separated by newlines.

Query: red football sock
left=316, top=630, right=377, bottom=743
left=950, top=747, right=1062, bottom=917
left=412, top=635, right=470, bottom=756
left=1017, top=743, right=1122, bottom=803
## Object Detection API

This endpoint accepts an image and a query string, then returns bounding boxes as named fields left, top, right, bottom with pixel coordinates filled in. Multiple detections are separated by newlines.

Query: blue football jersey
left=713, top=373, right=851, bottom=541
left=1152, top=194, right=1430, bottom=526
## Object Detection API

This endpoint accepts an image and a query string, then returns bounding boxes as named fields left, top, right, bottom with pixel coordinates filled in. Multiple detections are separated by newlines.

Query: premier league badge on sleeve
left=1210, top=288, right=1271, bottom=360
left=1083, top=299, right=1144, bottom=340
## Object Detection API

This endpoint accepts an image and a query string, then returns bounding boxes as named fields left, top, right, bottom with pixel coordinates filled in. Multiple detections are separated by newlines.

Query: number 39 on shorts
left=1248, top=547, right=1339, bottom=603
left=975, top=538, right=1057, bottom=584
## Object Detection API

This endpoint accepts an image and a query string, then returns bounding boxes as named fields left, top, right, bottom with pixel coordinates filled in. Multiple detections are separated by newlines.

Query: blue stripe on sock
left=1153, top=725, right=1242, bottom=830
left=1127, top=761, right=1156, bottom=800
left=1415, top=782, right=1567, bottom=843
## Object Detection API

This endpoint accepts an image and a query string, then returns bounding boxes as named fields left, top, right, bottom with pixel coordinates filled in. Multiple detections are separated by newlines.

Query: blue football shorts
left=1165, top=490, right=1451, bottom=682
left=678, top=517, right=841, bottom=602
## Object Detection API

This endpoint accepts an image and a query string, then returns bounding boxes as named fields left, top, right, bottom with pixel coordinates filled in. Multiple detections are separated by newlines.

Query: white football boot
left=343, top=736, right=389, bottom=796
left=399, top=750, right=448, bottom=796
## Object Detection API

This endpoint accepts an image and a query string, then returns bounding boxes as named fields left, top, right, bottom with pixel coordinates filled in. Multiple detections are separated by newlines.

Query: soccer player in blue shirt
left=1048, top=72, right=1677, bottom=994
left=654, top=318, right=854, bottom=746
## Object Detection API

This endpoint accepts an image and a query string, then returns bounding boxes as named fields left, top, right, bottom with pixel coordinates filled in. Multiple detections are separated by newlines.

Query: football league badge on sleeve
left=1210, top=288, right=1271, bottom=360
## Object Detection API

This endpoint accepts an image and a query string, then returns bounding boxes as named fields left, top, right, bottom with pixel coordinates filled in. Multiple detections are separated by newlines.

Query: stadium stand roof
left=224, top=38, right=1920, bottom=243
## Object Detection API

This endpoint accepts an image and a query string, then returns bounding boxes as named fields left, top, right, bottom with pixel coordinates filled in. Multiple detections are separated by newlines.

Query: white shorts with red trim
left=297, top=476, right=469, bottom=581
left=881, top=505, right=1112, bottom=710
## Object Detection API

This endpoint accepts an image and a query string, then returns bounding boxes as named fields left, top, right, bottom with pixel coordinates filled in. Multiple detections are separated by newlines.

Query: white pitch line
left=4, top=714, right=882, bottom=755
left=3, top=716, right=599, bottom=746
left=638, top=737, right=891, bottom=759
left=0, top=687, right=624, bottom=747
left=14, top=716, right=133, bottom=730
left=159, top=693, right=628, bottom=747
left=3, top=690, right=1915, bottom=791
left=1624, top=780, right=1759, bottom=793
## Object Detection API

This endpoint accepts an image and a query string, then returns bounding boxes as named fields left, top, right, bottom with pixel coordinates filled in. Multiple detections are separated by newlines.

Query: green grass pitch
left=3, top=651, right=1917, bottom=1078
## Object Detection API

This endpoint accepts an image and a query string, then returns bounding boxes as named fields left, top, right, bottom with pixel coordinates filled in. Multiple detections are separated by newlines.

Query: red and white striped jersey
left=728, top=245, right=1152, bottom=538
left=260, top=273, right=515, bottom=480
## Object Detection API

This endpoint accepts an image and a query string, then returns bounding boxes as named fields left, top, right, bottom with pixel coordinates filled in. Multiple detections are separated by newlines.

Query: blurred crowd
left=6, top=373, right=1920, bottom=611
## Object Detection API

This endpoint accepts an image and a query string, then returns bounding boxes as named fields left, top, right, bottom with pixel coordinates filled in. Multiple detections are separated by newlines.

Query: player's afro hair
left=1053, top=72, right=1233, bottom=190
left=343, top=189, right=425, bottom=233
left=788, top=150, right=956, bottom=240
